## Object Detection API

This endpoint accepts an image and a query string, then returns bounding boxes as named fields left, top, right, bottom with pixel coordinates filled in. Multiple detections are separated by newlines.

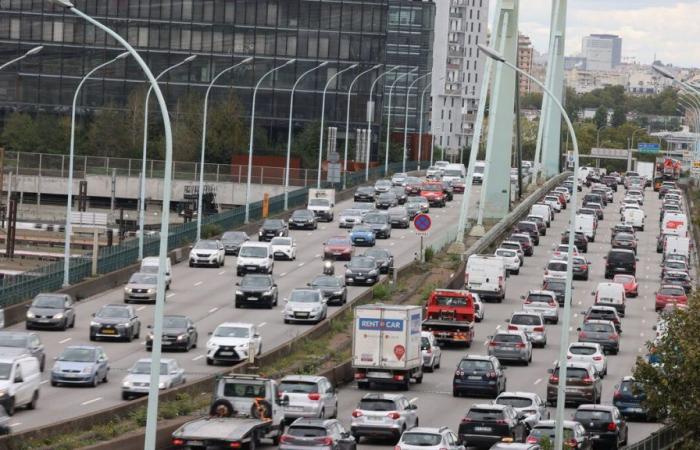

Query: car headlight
left=177, top=334, right=187, bottom=341
left=159, top=382, right=166, bottom=389
left=258, top=231, right=263, bottom=236
left=147, top=288, right=155, bottom=294
left=90, top=321, right=100, bottom=327
left=116, top=324, right=127, bottom=329
left=345, top=270, right=352, bottom=276
left=82, top=367, right=93, bottom=374
left=124, top=287, right=132, bottom=293
left=263, top=290, right=273, bottom=296
left=236, top=290, right=244, bottom=296
left=147, top=333, right=154, bottom=341
left=334, top=290, right=345, bottom=296
left=122, top=381, right=131, bottom=388
left=278, top=231, right=284, bottom=236
left=206, top=340, right=217, bottom=349
left=54, top=313, right=64, bottom=320
left=369, top=270, right=378, bottom=276
left=26, top=311, right=35, bottom=319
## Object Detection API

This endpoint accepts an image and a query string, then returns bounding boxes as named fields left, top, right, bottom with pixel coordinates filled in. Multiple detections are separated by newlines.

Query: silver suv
left=350, top=393, right=419, bottom=442
left=507, top=311, right=547, bottom=347
left=487, top=331, right=533, bottom=365
left=396, top=427, right=463, bottom=450
left=279, top=375, right=338, bottom=422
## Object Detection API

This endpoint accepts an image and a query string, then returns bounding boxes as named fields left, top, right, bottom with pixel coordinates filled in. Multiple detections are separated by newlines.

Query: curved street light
left=384, top=67, right=417, bottom=174
left=0, top=45, right=43, bottom=72
left=365, top=65, right=402, bottom=181
left=403, top=72, right=431, bottom=172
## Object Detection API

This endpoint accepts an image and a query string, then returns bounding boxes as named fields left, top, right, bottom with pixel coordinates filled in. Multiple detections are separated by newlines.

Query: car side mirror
left=576, top=327, right=582, bottom=332
left=591, top=291, right=595, bottom=295
left=547, top=368, right=554, bottom=374
left=253, top=334, right=260, bottom=339
left=269, top=255, right=273, bottom=259
left=147, top=325, right=153, bottom=329
left=504, top=319, right=510, bottom=323
left=91, top=313, right=95, bottom=317
left=25, top=305, right=30, bottom=309
left=520, top=295, right=525, bottom=300
left=13, top=376, right=22, bottom=384
left=207, top=331, right=213, bottom=336
left=306, top=283, right=311, bottom=287
left=235, top=282, right=240, bottom=286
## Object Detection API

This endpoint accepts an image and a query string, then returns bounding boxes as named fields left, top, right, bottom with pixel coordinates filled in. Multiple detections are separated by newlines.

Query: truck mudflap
left=422, top=320, right=474, bottom=345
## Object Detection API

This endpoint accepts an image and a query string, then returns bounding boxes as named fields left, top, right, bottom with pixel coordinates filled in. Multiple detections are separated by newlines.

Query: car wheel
left=206, top=358, right=214, bottom=366
left=61, top=319, right=68, bottom=331
left=70, top=316, right=76, bottom=328
left=51, top=380, right=58, bottom=387
left=452, top=388, right=460, bottom=397
left=189, top=261, right=194, bottom=267
left=121, top=392, right=130, bottom=401
left=214, top=261, right=220, bottom=268
left=40, top=355, right=45, bottom=372
left=435, top=357, right=441, bottom=369
left=103, top=371, right=108, bottom=383
left=89, top=334, right=96, bottom=342
left=28, top=391, right=38, bottom=410
left=92, top=375, right=99, bottom=388
left=135, top=326, right=140, bottom=339
left=5, top=398, right=14, bottom=416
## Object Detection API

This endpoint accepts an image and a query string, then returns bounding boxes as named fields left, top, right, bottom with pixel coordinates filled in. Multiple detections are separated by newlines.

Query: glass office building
left=0, top=0, right=434, bottom=161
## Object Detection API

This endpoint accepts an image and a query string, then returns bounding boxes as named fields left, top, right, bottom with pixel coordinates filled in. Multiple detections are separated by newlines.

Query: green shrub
left=129, top=407, right=148, bottom=427
left=372, top=283, right=391, bottom=300
left=424, top=247, right=435, bottom=262
left=201, top=224, right=223, bottom=239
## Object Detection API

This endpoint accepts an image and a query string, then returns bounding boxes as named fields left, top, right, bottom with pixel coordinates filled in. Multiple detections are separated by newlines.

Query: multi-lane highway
left=327, top=180, right=675, bottom=449
left=6, top=184, right=481, bottom=432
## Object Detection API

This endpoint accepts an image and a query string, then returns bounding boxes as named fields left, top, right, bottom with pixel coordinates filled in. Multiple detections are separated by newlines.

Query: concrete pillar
left=538, top=0, right=568, bottom=177
left=477, top=0, right=519, bottom=220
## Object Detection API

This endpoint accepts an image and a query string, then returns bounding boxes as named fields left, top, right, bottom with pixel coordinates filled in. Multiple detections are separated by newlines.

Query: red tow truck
left=422, top=289, right=475, bottom=347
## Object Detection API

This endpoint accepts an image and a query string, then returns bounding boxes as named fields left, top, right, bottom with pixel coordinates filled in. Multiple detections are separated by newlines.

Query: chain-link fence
left=622, top=425, right=690, bottom=450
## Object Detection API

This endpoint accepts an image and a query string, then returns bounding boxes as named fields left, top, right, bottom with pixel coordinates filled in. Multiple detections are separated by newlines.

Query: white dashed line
left=9, top=422, right=20, bottom=427
left=59, top=338, right=71, bottom=344
left=401, top=235, right=406, bottom=239
left=194, top=281, right=203, bottom=287
left=258, top=322, right=267, bottom=328
left=496, top=325, right=502, bottom=330
left=298, top=262, right=305, bottom=267
left=577, top=301, right=582, bottom=305
left=209, top=307, right=218, bottom=313
left=321, top=226, right=327, bottom=230
left=167, top=293, right=176, bottom=298
left=307, top=233, right=313, bottom=236
left=141, top=341, right=146, bottom=345
left=534, top=378, right=542, bottom=385
left=40, top=380, right=49, bottom=385
left=642, top=319, right=646, bottom=324
left=315, top=254, right=321, bottom=258
left=640, top=332, right=645, bottom=337
left=390, top=242, right=395, bottom=246
left=81, top=397, right=102, bottom=406
left=136, top=306, right=146, bottom=311
left=218, top=270, right=226, bottom=275
left=638, top=347, right=643, bottom=353
left=280, top=272, right=287, bottom=277
left=192, top=354, right=205, bottom=361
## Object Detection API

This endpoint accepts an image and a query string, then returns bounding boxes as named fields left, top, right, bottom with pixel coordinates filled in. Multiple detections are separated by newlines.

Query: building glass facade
left=0, top=0, right=434, bottom=162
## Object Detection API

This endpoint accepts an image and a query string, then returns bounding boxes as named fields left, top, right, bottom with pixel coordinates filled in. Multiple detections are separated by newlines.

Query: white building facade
left=430, top=0, right=489, bottom=155
left=582, top=34, right=622, bottom=71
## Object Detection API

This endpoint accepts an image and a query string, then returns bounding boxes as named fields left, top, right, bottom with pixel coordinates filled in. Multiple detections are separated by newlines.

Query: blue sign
left=358, top=318, right=404, bottom=331
left=410, top=313, right=421, bottom=335
left=638, top=143, right=660, bottom=154
left=414, top=213, right=432, bottom=232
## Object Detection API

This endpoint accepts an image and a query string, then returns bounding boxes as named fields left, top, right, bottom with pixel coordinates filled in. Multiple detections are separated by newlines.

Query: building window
left=10, top=18, right=19, bottom=39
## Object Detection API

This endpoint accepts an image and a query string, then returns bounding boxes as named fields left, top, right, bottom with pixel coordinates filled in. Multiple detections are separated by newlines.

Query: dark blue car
left=452, top=355, right=506, bottom=398
left=349, top=225, right=376, bottom=247
left=613, top=376, right=652, bottom=420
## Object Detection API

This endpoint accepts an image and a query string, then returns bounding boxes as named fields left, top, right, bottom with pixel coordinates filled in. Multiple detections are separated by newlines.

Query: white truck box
left=664, top=236, right=690, bottom=259
left=636, top=161, right=655, bottom=182
left=623, top=208, right=645, bottom=231
left=465, top=254, right=507, bottom=301
left=662, top=213, right=688, bottom=237
left=307, top=189, right=336, bottom=222
left=575, top=214, right=596, bottom=241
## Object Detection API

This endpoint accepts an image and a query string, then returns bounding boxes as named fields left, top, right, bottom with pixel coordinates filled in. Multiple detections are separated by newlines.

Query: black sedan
left=344, top=256, right=381, bottom=286
left=662, top=271, right=692, bottom=294
left=235, top=274, right=278, bottom=308
left=221, top=231, right=249, bottom=255
left=390, top=187, right=408, bottom=205
left=308, top=275, right=347, bottom=305
left=288, top=209, right=317, bottom=230
left=146, top=315, right=198, bottom=351
left=258, top=219, right=288, bottom=241
left=89, top=304, right=141, bottom=342
left=362, top=248, right=394, bottom=274
left=376, top=192, right=398, bottom=209
left=561, top=231, right=589, bottom=253
left=354, top=186, right=376, bottom=202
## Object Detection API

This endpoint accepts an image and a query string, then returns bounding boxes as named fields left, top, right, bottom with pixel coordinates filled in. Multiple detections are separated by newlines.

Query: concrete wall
left=5, top=173, right=292, bottom=206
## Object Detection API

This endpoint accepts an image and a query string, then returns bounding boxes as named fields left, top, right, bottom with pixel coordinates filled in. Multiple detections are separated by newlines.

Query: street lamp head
left=652, top=65, right=675, bottom=80
left=477, top=44, right=506, bottom=63
left=284, top=59, right=297, bottom=66
left=115, top=51, right=130, bottom=60
left=48, top=0, right=74, bottom=8
left=318, top=61, right=329, bottom=67
left=183, top=54, right=197, bottom=63
left=25, top=46, right=43, bottom=56
left=349, top=63, right=359, bottom=69
left=242, top=56, right=254, bottom=64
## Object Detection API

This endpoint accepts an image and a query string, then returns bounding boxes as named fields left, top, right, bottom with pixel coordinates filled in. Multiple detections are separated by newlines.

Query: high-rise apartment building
left=430, top=0, right=488, bottom=156
left=582, top=34, right=622, bottom=71
left=517, top=33, right=534, bottom=94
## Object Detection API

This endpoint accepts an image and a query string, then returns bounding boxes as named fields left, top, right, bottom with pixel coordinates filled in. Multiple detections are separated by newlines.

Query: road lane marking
left=321, top=226, right=327, bottom=230
left=298, top=262, right=305, bottom=267
left=640, top=332, right=645, bottom=337
left=280, top=272, right=287, bottom=277
left=81, top=397, right=102, bottom=406
left=167, top=293, right=176, bottom=298
left=208, top=307, right=218, bottom=313
left=307, top=233, right=313, bottom=236
left=218, top=270, right=226, bottom=275
left=401, top=235, right=406, bottom=239
left=315, top=254, right=321, bottom=258
left=642, top=319, right=646, bottom=324
left=194, top=281, right=203, bottom=287
left=40, top=380, right=49, bottom=385
left=390, top=242, right=395, bottom=246
left=59, top=337, right=72, bottom=344
left=496, top=325, right=501, bottom=330
left=9, top=423, right=20, bottom=427
left=136, top=306, right=146, bottom=311
left=192, top=355, right=205, bottom=361
left=534, top=378, right=542, bottom=385
left=258, top=322, right=267, bottom=328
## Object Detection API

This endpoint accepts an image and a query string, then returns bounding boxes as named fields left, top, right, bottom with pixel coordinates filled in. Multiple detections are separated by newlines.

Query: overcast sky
left=489, top=0, right=700, bottom=67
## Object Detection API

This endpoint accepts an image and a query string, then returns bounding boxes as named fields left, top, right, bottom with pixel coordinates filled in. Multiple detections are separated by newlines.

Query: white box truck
left=465, top=255, right=507, bottom=302
left=663, top=236, right=690, bottom=261
left=352, top=304, right=423, bottom=390
left=637, top=161, right=655, bottom=186
left=307, top=189, right=336, bottom=222
left=575, top=213, right=597, bottom=241
left=662, top=213, right=688, bottom=237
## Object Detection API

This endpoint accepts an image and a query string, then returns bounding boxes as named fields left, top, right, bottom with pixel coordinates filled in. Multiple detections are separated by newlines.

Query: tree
left=593, top=106, right=608, bottom=129
left=611, top=106, right=626, bottom=127
left=292, top=121, right=321, bottom=169
left=171, top=92, right=204, bottom=162
left=633, top=295, right=700, bottom=438
left=85, top=107, right=132, bottom=158
left=0, top=112, right=40, bottom=152
left=206, top=91, right=247, bottom=164
left=33, top=113, right=71, bottom=154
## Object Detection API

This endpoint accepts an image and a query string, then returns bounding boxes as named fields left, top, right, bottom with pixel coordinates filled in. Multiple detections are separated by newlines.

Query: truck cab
left=422, top=289, right=475, bottom=346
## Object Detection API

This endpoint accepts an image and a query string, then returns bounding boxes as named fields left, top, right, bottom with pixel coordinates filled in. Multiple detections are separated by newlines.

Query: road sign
left=691, top=161, right=700, bottom=175
left=638, top=143, right=660, bottom=154
left=70, top=211, right=107, bottom=228
left=413, top=213, right=432, bottom=232
left=590, top=148, right=628, bottom=159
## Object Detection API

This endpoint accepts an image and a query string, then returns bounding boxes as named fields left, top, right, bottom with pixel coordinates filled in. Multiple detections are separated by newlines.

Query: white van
left=0, top=355, right=41, bottom=415
left=623, top=209, right=645, bottom=231
left=236, top=242, right=274, bottom=276
left=442, top=163, right=467, bottom=184
left=472, top=161, right=487, bottom=184
left=575, top=214, right=596, bottom=242
left=530, top=204, right=553, bottom=226
left=664, top=236, right=690, bottom=260
left=140, top=256, right=172, bottom=289
left=593, top=282, right=626, bottom=317
left=465, top=255, right=507, bottom=302
left=662, top=213, right=688, bottom=237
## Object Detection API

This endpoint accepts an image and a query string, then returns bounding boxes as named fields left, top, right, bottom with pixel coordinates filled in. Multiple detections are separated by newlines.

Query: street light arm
left=384, top=67, right=417, bottom=174
left=0, top=45, right=44, bottom=71
left=364, top=65, right=401, bottom=181
left=402, top=72, right=431, bottom=171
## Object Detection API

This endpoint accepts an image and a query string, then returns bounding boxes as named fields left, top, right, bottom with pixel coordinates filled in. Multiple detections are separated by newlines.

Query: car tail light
left=614, top=390, right=622, bottom=400
left=229, top=442, right=242, bottom=449
left=425, top=348, right=432, bottom=354
left=534, top=326, right=545, bottom=332
left=582, top=377, right=594, bottom=385
left=593, top=355, right=603, bottom=361
left=524, top=299, right=532, bottom=304
left=488, top=341, right=498, bottom=347
left=566, top=355, right=572, bottom=359
left=461, top=417, right=472, bottom=424
left=393, top=374, right=405, bottom=381
left=565, top=438, right=578, bottom=448
left=352, top=410, right=363, bottom=418
left=515, top=342, right=526, bottom=349
left=610, top=333, right=619, bottom=340
left=579, top=332, right=587, bottom=338
left=172, top=439, right=185, bottom=446
left=549, top=300, right=558, bottom=307
left=308, top=393, right=321, bottom=401
left=582, top=265, right=588, bottom=270
left=508, top=325, right=518, bottom=331
left=549, top=375, right=559, bottom=383
left=317, top=437, right=334, bottom=446
left=495, top=419, right=507, bottom=425
left=280, top=436, right=293, bottom=444
left=526, top=436, right=538, bottom=444
left=487, top=371, right=498, bottom=379
left=387, top=412, right=401, bottom=420
left=498, top=276, right=504, bottom=286
left=607, top=422, right=618, bottom=431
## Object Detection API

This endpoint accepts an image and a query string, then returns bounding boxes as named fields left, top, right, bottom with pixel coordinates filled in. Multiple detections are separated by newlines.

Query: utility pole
left=515, top=72, right=523, bottom=201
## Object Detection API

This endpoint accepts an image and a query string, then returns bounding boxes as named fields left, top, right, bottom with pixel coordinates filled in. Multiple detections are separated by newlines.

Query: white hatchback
left=270, top=237, right=296, bottom=261
left=567, top=342, right=607, bottom=377
left=495, top=248, right=521, bottom=275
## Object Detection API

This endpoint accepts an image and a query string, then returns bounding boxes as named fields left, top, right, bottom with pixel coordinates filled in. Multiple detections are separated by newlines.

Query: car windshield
left=553, top=367, right=589, bottom=379
left=59, top=347, right=96, bottom=362
left=292, top=210, right=313, bottom=218
left=342, top=209, right=362, bottom=217
left=496, top=250, right=516, bottom=258
left=359, top=398, right=397, bottom=411
left=474, top=165, right=485, bottom=174
left=544, top=281, right=565, bottom=292
left=548, top=262, right=567, bottom=271
left=308, top=199, right=329, bottom=207
left=620, top=380, right=644, bottom=395
left=421, top=184, right=442, bottom=192
left=614, top=275, right=634, bottom=283
left=263, top=219, right=284, bottom=228
left=271, top=238, right=292, bottom=246
left=493, top=334, right=525, bottom=343
left=501, top=243, right=520, bottom=251
left=467, top=409, right=504, bottom=420
left=527, top=294, right=553, bottom=304
left=665, top=262, right=687, bottom=270
left=351, top=226, right=373, bottom=234
left=129, top=273, right=157, bottom=285
left=33, top=295, right=64, bottom=309
left=376, top=181, right=391, bottom=188
left=421, top=337, right=431, bottom=350
left=140, top=265, right=158, bottom=275
left=364, top=250, right=388, bottom=259
left=287, top=426, right=327, bottom=438
left=510, top=314, right=542, bottom=326
left=530, top=427, right=574, bottom=440
left=0, top=363, right=11, bottom=380
left=239, top=246, right=267, bottom=258
left=616, top=234, right=634, bottom=241
left=311, top=276, right=341, bottom=288
left=222, top=232, right=247, bottom=242
left=401, top=433, right=442, bottom=446
left=458, top=359, right=493, bottom=372
left=131, top=361, right=168, bottom=375
left=659, top=287, right=685, bottom=296
left=214, top=326, right=250, bottom=338
left=163, top=317, right=188, bottom=328
left=195, top=240, right=219, bottom=250
left=222, top=382, right=266, bottom=398
left=364, top=213, right=387, bottom=224
left=327, top=238, right=350, bottom=246
left=0, top=334, right=27, bottom=348
left=570, top=346, right=597, bottom=355
left=349, top=257, right=375, bottom=269
left=290, top=290, right=320, bottom=303
left=407, top=197, right=425, bottom=204
left=496, top=396, right=534, bottom=409
left=583, top=323, right=614, bottom=333
left=378, top=193, right=395, bottom=200
left=279, top=380, right=319, bottom=394
left=98, top=307, right=129, bottom=319
left=434, top=295, right=467, bottom=306
left=358, top=187, right=374, bottom=193
left=241, top=276, right=271, bottom=288
left=575, top=410, right=612, bottom=422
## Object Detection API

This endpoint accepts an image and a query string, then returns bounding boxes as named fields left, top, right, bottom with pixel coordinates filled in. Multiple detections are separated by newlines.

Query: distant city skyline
left=490, top=0, right=700, bottom=68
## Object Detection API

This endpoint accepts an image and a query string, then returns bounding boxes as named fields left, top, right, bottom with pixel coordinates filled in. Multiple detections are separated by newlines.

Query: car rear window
left=493, top=334, right=524, bottom=343
left=466, top=408, right=505, bottom=421
left=458, top=359, right=493, bottom=372
left=569, top=346, right=597, bottom=355
left=608, top=251, right=634, bottom=263
left=279, top=381, right=319, bottom=394
left=548, top=262, right=567, bottom=271
left=527, top=294, right=554, bottom=304
left=583, top=323, right=614, bottom=333
left=287, top=426, right=328, bottom=437
left=620, top=380, right=643, bottom=395
left=553, top=367, right=589, bottom=379
left=574, top=410, right=612, bottom=422
left=401, top=433, right=442, bottom=446
left=496, top=396, right=533, bottom=409
left=530, top=427, right=575, bottom=440
left=511, top=314, right=542, bottom=325
left=659, top=287, right=685, bottom=296
left=359, top=399, right=397, bottom=411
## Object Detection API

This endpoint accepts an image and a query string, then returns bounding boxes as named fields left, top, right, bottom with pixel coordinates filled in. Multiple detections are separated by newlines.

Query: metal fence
left=622, top=425, right=690, bottom=450
left=0, top=161, right=420, bottom=306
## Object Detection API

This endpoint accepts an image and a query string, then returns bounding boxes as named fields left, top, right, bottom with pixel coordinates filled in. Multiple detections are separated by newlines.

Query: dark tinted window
left=466, top=408, right=505, bottom=421
left=552, top=367, right=589, bottom=379
left=401, top=433, right=442, bottom=446
left=574, top=410, right=612, bottom=422
left=582, top=322, right=615, bottom=333
left=608, top=251, right=634, bottom=264
left=620, top=380, right=643, bottom=395
left=492, top=334, right=524, bottom=343
left=287, top=426, right=328, bottom=437
left=279, top=381, right=319, bottom=394
left=659, top=287, right=685, bottom=296
left=359, top=399, right=397, bottom=411
left=569, top=346, right=597, bottom=355
left=458, top=359, right=493, bottom=372
left=511, top=315, right=541, bottom=325
left=496, top=396, right=534, bottom=408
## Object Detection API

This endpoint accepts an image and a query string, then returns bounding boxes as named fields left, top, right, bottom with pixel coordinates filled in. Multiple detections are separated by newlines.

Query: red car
left=323, top=236, right=353, bottom=261
left=613, top=274, right=638, bottom=298
left=420, top=182, right=446, bottom=207
left=655, top=285, right=688, bottom=312
left=549, top=191, right=567, bottom=209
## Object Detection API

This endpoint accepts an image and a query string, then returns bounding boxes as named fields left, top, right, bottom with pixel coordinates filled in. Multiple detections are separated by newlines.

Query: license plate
left=474, top=427, right=492, bottom=432
left=471, top=282, right=481, bottom=287
left=187, top=441, right=204, bottom=446
left=355, top=275, right=365, bottom=279
left=296, top=313, right=309, bottom=318
left=102, top=329, right=116, bottom=334
left=219, top=351, right=234, bottom=356
left=468, top=376, right=482, bottom=380
left=38, top=319, right=50, bottom=323
left=246, top=266, right=256, bottom=271
left=566, top=388, right=578, bottom=394
left=287, top=406, right=303, bottom=412
left=247, top=297, right=258, bottom=301
left=334, top=252, right=342, bottom=255
left=355, top=239, right=364, bottom=242
left=367, top=371, right=392, bottom=379
left=367, top=416, right=384, bottom=421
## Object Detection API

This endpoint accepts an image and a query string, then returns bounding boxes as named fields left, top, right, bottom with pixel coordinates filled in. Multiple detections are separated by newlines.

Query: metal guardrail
left=0, top=161, right=421, bottom=306
left=621, top=425, right=690, bottom=450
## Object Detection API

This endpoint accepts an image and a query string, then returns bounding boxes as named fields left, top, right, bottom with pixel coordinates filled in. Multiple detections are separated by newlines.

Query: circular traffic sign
left=414, top=213, right=432, bottom=232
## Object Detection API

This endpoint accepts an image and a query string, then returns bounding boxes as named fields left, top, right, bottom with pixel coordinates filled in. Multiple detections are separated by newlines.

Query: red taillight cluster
left=581, top=377, right=594, bottom=385
left=487, top=371, right=498, bottom=379
left=515, top=342, right=527, bottom=349
left=507, top=325, right=518, bottom=331
left=229, top=442, right=242, bottom=449
left=549, top=375, right=559, bottom=383
left=393, top=374, right=405, bottom=381
left=613, top=390, right=622, bottom=400
left=279, top=436, right=292, bottom=444
left=352, top=410, right=363, bottom=418
left=579, top=331, right=587, bottom=338
left=354, top=372, right=366, bottom=380
left=308, top=393, right=321, bottom=401
left=533, top=326, right=545, bottom=332
left=387, top=412, right=401, bottom=420
left=495, top=419, right=507, bottom=425
left=607, top=422, right=618, bottom=431
left=593, top=355, right=603, bottom=361
left=610, top=333, right=619, bottom=341
left=172, top=439, right=185, bottom=446
left=526, top=436, right=538, bottom=444
left=461, top=417, right=472, bottom=424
